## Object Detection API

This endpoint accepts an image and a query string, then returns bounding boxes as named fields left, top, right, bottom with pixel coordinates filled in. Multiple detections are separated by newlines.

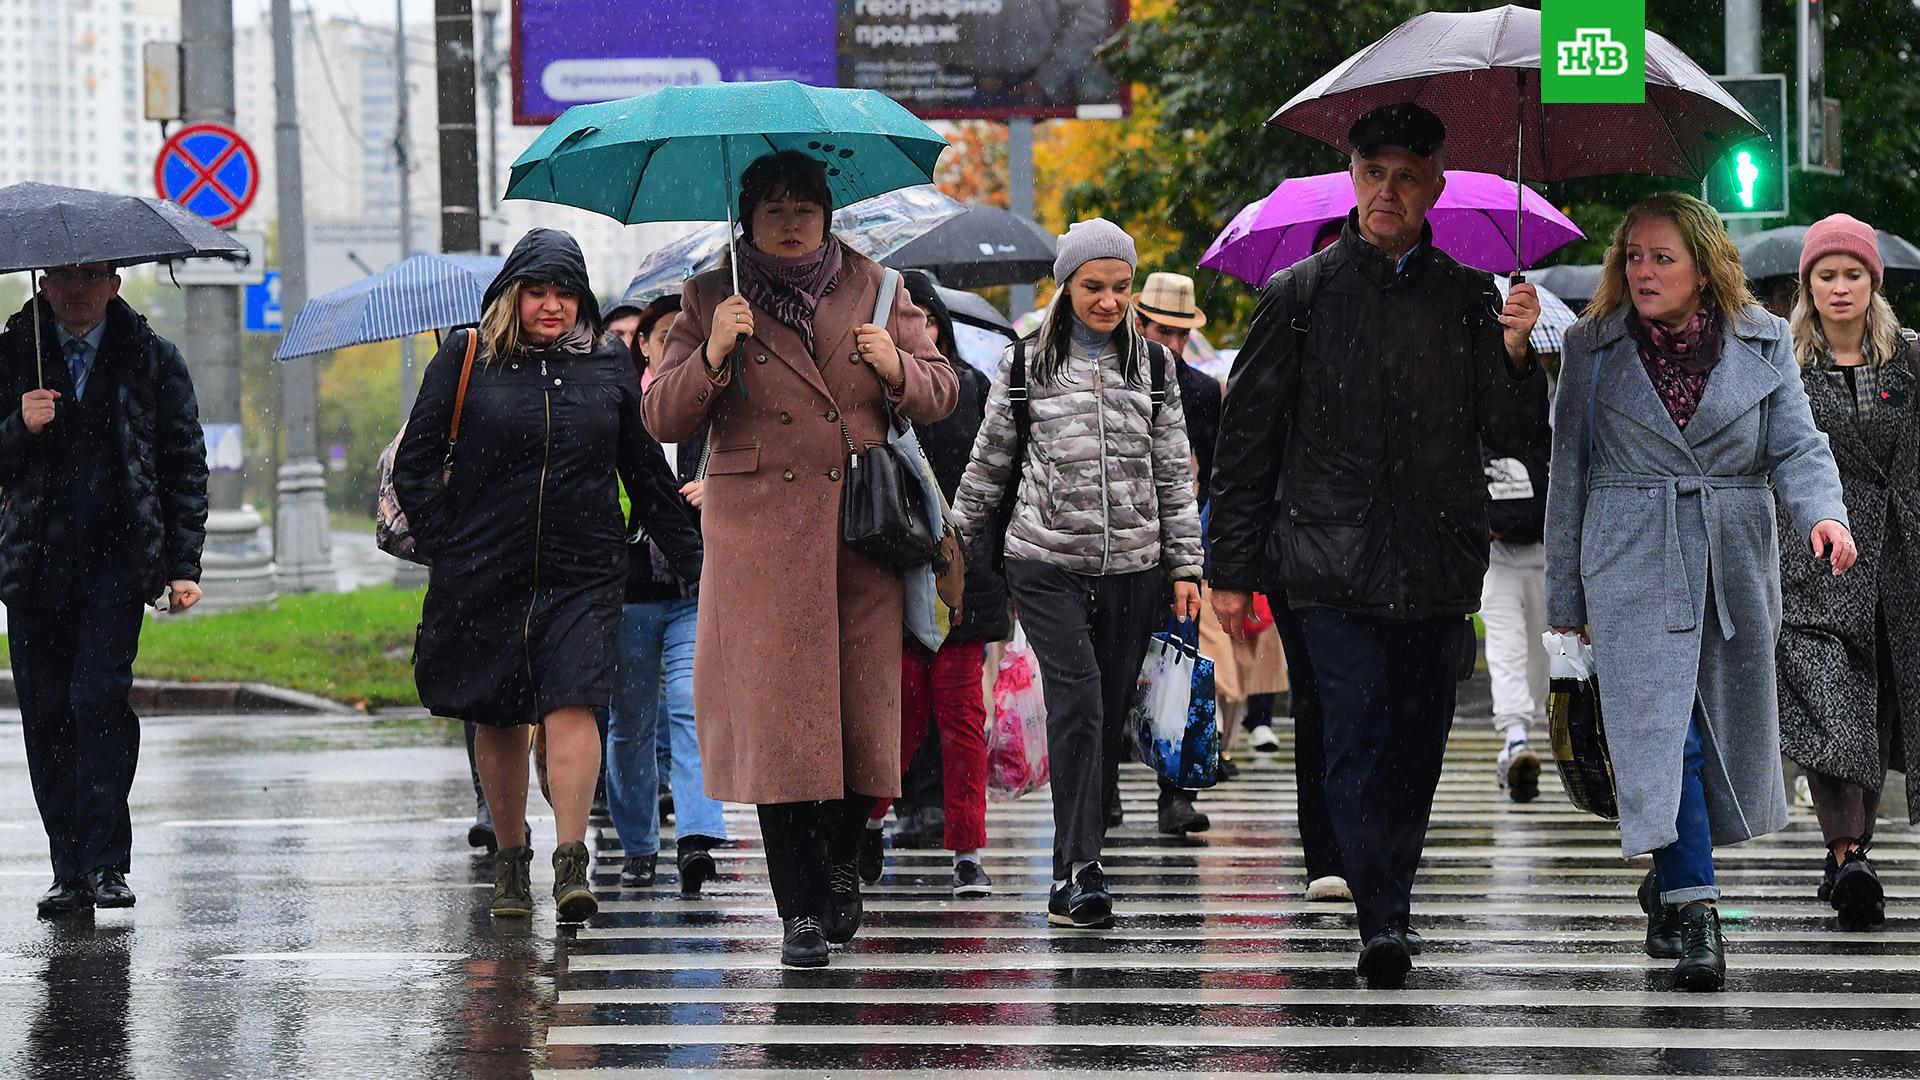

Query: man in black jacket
left=1208, top=104, right=1549, bottom=987
left=0, top=264, right=209, bottom=917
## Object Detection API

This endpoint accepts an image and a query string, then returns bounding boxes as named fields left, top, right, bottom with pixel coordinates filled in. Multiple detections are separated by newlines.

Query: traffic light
left=1705, top=74, right=1788, bottom=219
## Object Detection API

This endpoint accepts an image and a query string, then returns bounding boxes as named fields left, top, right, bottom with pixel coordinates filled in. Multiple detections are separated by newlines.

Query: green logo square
left=1541, top=0, right=1646, bottom=104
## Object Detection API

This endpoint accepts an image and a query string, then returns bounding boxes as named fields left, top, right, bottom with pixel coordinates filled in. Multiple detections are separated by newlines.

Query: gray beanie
left=1053, top=217, right=1138, bottom=284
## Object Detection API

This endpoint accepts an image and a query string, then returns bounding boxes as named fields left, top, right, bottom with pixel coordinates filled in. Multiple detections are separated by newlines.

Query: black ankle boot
left=677, top=837, right=716, bottom=898
left=781, top=915, right=829, bottom=967
left=1645, top=904, right=1683, bottom=959
left=1671, top=903, right=1725, bottom=992
left=1832, top=844, right=1885, bottom=929
left=825, top=859, right=863, bottom=944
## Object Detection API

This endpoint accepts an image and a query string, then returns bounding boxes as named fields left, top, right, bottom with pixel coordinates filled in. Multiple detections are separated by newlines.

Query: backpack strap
left=441, top=329, right=480, bottom=484
left=1145, top=338, right=1167, bottom=421
left=1008, top=335, right=1030, bottom=453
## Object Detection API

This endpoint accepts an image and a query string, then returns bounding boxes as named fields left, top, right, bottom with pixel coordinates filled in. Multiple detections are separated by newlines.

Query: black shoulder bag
left=839, top=268, right=938, bottom=569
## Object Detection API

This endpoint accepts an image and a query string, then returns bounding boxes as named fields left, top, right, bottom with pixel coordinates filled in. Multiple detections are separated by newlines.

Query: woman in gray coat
left=1777, top=215, right=1920, bottom=929
left=1545, top=193, right=1854, bottom=993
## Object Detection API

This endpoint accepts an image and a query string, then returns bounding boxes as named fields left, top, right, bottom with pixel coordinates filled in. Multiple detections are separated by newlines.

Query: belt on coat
left=1587, top=470, right=1770, bottom=640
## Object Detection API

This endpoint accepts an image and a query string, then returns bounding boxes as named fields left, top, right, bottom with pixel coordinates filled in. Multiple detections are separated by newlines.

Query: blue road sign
left=154, top=122, right=259, bottom=228
left=245, top=271, right=282, bottom=333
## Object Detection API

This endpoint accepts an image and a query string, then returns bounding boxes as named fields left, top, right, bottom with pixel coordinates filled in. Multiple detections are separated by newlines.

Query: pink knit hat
left=1800, top=214, right=1884, bottom=286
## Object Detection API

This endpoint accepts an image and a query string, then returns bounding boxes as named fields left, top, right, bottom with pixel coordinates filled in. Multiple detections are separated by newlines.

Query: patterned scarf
left=735, top=238, right=844, bottom=355
left=1628, top=301, right=1723, bottom=430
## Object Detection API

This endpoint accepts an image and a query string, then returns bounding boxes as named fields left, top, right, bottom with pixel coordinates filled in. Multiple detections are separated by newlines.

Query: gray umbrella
left=936, top=284, right=1013, bottom=334
left=0, top=182, right=246, bottom=274
left=1739, top=225, right=1920, bottom=285
left=885, top=204, right=1057, bottom=289
left=1269, top=5, right=1762, bottom=275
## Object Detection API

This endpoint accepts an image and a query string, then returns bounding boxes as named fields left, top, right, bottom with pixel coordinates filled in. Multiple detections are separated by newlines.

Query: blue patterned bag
left=1129, top=619, right=1219, bottom=789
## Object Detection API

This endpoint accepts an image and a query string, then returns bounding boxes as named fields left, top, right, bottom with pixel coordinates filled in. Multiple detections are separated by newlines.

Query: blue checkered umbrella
left=1494, top=275, right=1579, bottom=355
left=273, top=253, right=505, bottom=361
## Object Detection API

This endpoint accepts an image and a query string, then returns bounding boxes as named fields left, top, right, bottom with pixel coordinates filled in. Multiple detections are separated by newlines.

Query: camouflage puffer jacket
left=951, top=334, right=1204, bottom=579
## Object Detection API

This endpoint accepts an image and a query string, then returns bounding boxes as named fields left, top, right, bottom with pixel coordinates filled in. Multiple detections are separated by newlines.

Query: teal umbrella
left=506, top=81, right=948, bottom=294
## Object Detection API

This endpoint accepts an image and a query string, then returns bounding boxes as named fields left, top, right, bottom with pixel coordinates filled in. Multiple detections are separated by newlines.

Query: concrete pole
left=435, top=0, right=482, bottom=253
left=181, top=0, right=275, bottom=609
left=271, top=0, right=333, bottom=593
left=395, top=0, right=419, bottom=414
left=1007, top=119, right=1037, bottom=319
left=478, top=0, right=501, bottom=222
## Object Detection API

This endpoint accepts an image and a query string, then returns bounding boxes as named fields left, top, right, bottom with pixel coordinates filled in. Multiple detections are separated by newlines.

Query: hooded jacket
left=0, top=294, right=207, bottom=606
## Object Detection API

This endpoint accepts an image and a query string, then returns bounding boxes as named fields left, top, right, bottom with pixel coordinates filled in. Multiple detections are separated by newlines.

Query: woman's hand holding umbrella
left=706, top=295, right=756, bottom=372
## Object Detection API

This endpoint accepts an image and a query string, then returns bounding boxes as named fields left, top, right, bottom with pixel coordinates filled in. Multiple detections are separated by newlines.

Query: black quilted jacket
left=0, top=296, right=208, bottom=606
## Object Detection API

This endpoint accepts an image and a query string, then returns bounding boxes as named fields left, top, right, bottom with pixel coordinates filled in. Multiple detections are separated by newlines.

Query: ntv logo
left=1556, top=28, right=1631, bottom=77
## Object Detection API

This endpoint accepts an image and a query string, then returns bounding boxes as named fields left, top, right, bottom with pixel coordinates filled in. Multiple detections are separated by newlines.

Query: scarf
left=736, top=238, right=844, bottom=355
left=1628, top=300, right=1723, bottom=430
left=528, top=318, right=596, bottom=356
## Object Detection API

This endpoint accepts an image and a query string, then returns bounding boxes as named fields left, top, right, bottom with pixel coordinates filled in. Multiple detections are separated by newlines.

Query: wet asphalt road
left=3, top=710, right=1919, bottom=1078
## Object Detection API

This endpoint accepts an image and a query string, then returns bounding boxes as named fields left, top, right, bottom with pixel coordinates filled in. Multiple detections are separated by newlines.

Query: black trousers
left=1302, top=609, right=1460, bottom=941
left=757, top=794, right=876, bottom=919
left=1271, top=602, right=1343, bottom=883
left=1006, top=559, right=1166, bottom=881
left=10, top=602, right=146, bottom=882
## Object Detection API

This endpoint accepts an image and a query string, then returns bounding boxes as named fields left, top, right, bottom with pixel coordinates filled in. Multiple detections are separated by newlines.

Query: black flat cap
left=1348, top=102, right=1446, bottom=158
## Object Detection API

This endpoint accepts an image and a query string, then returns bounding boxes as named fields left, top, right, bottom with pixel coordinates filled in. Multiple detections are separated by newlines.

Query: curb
left=0, top=670, right=357, bottom=716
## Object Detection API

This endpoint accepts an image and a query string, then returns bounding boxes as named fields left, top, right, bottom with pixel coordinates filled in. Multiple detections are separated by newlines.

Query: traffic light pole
left=1725, top=0, right=1761, bottom=236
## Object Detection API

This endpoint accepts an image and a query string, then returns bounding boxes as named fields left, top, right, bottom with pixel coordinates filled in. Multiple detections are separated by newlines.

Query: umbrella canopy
left=1738, top=225, right=1920, bottom=285
left=505, top=81, right=947, bottom=226
left=619, top=186, right=966, bottom=307
left=0, top=181, right=246, bottom=273
left=1493, top=275, right=1580, bottom=354
left=273, top=253, right=505, bottom=361
left=1202, top=170, right=1583, bottom=282
left=934, top=283, right=1018, bottom=375
left=1269, top=6, right=1763, bottom=183
left=1531, top=263, right=1604, bottom=306
left=886, top=204, right=1058, bottom=288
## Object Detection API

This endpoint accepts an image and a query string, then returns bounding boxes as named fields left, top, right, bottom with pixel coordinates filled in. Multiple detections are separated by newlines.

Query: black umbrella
left=1738, top=225, right=1920, bottom=285
left=0, top=182, right=248, bottom=387
left=1269, top=5, right=1763, bottom=276
left=886, top=204, right=1057, bottom=289
left=1532, top=263, right=1604, bottom=306
left=937, top=284, right=1014, bottom=334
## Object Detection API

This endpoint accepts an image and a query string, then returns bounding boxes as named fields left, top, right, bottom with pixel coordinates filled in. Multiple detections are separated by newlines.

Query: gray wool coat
left=1545, top=305, right=1848, bottom=858
left=1776, top=334, right=1920, bottom=816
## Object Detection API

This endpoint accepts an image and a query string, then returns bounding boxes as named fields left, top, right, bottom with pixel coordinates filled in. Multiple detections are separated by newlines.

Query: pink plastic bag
left=988, top=625, right=1049, bottom=802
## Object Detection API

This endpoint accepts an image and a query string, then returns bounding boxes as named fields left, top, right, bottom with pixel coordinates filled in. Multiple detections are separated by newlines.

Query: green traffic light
left=1735, top=151, right=1760, bottom=209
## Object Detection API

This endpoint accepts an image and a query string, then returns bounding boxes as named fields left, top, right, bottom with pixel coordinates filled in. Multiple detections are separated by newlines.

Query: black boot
left=1831, top=844, right=1885, bottom=930
left=1645, top=904, right=1683, bottom=959
left=677, top=836, right=717, bottom=898
left=619, top=853, right=656, bottom=888
left=858, top=826, right=885, bottom=884
left=1817, top=849, right=1839, bottom=902
left=825, top=859, right=863, bottom=944
left=781, top=915, right=829, bottom=967
left=1357, top=927, right=1413, bottom=989
left=552, top=841, right=598, bottom=924
left=1156, top=788, right=1211, bottom=835
left=1104, top=784, right=1125, bottom=828
left=1671, top=903, right=1726, bottom=992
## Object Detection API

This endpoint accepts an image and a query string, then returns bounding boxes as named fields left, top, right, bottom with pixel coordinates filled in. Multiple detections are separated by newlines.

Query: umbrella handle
left=1513, top=68, right=1526, bottom=280
left=30, top=269, right=41, bottom=389
left=720, top=137, right=748, bottom=399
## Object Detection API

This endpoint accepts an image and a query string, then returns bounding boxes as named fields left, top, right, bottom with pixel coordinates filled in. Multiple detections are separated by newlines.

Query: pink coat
left=643, top=249, right=958, bottom=804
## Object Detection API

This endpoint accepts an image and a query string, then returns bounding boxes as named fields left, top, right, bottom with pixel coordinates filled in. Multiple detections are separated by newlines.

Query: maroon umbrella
left=1268, top=5, right=1763, bottom=273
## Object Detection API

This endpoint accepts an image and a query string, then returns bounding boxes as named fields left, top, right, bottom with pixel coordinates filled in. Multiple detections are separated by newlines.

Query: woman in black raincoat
left=395, top=229, right=701, bottom=924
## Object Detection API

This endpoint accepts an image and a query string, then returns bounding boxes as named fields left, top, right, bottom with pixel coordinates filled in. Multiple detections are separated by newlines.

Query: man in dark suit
left=0, top=262, right=209, bottom=917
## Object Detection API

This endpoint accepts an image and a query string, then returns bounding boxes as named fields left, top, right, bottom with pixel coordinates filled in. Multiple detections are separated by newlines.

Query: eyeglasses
left=44, top=268, right=113, bottom=285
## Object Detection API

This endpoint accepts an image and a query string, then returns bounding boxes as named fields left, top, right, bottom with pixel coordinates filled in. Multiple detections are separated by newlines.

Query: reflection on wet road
left=2, top=713, right=1918, bottom=1077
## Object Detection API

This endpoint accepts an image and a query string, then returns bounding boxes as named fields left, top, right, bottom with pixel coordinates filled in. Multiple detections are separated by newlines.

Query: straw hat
left=1135, top=272, right=1208, bottom=330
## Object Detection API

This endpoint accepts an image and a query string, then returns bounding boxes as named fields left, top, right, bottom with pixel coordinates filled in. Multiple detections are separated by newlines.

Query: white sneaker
left=1305, top=875, right=1352, bottom=902
left=1497, top=737, right=1541, bottom=803
left=1247, top=724, right=1281, bottom=753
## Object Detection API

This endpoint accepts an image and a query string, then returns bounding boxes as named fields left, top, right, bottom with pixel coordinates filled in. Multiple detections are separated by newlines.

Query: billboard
left=512, top=0, right=1130, bottom=125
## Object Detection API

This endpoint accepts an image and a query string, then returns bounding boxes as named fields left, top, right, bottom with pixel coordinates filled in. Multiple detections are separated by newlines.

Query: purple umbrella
left=1268, top=5, right=1761, bottom=276
left=1201, top=171, right=1584, bottom=284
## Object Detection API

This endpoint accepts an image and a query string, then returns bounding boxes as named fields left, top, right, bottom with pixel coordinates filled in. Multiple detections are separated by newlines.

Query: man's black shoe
left=781, top=915, right=830, bottom=967
left=1645, top=904, right=1683, bottom=959
left=858, top=827, right=884, bottom=884
left=951, top=859, right=992, bottom=898
left=468, top=799, right=498, bottom=854
left=1817, top=850, right=1838, bottom=902
left=1357, top=928, right=1413, bottom=988
left=825, top=860, right=863, bottom=944
left=1401, top=925, right=1423, bottom=956
left=1671, top=903, right=1726, bottom=992
left=1157, top=790, right=1211, bottom=835
left=86, top=868, right=135, bottom=908
left=36, top=878, right=91, bottom=918
left=677, top=838, right=717, bottom=898
left=619, top=854, right=657, bottom=888
left=1047, top=864, right=1113, bottom=929
left=1104, top=786, right=1125, bottom=829
left=1832, top=845, right=1885, bottom=929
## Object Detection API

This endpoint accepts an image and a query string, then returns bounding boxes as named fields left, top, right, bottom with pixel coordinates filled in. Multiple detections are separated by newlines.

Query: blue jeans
left=606, top=599, right=727, bottom=855
left=1652, top=712, right=1719, bottom=904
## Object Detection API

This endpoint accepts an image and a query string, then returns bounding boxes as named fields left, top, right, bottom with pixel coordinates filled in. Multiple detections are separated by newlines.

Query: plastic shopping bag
left=1544, top=631, right=1618, bottom=820
left=987, top=624, right=1049, bottom=802
left=1130, top=619, right=1219, bottom=790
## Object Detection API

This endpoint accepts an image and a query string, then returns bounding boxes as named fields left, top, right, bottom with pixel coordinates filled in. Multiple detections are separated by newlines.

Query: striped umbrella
left=273, top=253, right=505, bottom=361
